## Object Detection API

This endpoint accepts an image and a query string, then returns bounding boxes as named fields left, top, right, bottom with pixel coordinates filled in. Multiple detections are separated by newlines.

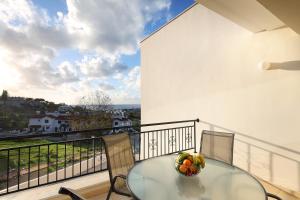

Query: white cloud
left=64, top=0, right=171, bottom=55
left=0, top=0, right=171, bottom=104
left=0, top=0, right=48, bottom=27
left=126, top=66, right=141, bottom=90
left=110, top=66, right=141, bottom=104
left=78, top=55, right=128, bottom=78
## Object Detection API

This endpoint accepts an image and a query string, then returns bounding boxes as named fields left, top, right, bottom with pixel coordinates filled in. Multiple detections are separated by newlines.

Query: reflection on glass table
left=127, top=155, right=266, bottom=200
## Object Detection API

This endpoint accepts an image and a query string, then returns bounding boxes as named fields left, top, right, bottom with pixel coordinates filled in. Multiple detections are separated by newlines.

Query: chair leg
left=266, top=193, right=282, bottom=200
left=106, top=185, right=113, bottom=200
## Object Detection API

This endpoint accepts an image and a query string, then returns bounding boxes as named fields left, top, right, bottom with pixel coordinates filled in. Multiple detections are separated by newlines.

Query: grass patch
left=0, top=139, right=97, bottom=174
left=0, top=139, right=52, bottom=149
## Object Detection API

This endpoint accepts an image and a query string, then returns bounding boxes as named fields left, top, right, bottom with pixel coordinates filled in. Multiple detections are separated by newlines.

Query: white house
left=112, top=118, right=132, bottom=128
left=112, top=110, right=132, bottom=128
left=28, top=114, right=72, bottom=133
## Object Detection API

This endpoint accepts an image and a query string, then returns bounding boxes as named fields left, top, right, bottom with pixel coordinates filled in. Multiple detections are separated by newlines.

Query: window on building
left=114, top=121, right=119, bottom=126
left=58, top=120, right=61, bottom=124
left=45, top=119, right=49, bottom=123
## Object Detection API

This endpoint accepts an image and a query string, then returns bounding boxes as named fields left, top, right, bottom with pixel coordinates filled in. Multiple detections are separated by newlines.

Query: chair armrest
left=59, top=187, right=87, bottom=200
left=267, top=193, right=282, bottom=200
left=111, top=174, right=128, bottom=192
left=113, top=174, right=127, bottom=181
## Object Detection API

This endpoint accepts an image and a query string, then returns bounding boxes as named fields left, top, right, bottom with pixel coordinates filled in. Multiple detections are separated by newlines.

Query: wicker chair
left=102, top=132, right=135, bottom=200
left=200, top=130, right=235, bottom=165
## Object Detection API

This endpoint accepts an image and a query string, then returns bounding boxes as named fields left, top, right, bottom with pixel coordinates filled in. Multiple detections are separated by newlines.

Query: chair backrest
left=102, top=133, right=135, bottom=184
left=200, top=130, right=235, bottom=165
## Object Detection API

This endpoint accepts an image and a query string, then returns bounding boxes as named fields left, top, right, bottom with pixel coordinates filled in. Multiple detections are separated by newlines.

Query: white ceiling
left=197, top=0, right=285, bottom=33
left=258, top=0, right=300, bottom=34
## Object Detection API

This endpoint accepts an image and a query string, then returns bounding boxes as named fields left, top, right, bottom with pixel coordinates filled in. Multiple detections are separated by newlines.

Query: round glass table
left=127, top=155, right=267, bottom=200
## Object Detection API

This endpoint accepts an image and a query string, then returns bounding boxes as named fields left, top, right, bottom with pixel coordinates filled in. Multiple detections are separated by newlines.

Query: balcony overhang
left=258, top=0, right=300, bottom=34
left=197, top=0, right=285, bottom=33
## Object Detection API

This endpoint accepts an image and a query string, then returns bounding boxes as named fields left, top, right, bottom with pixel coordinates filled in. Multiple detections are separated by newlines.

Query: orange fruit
left=179, top=164, right=188, bottom=174
left=183, top=159, right=192, bottom=167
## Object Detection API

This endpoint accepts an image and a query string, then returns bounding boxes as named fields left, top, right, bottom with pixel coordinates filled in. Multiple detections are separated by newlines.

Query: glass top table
left=127, top=155, right=266, bottom=200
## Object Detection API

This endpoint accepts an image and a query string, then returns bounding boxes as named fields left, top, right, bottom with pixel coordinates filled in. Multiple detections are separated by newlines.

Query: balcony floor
left=45, top=177, right=299, bottom=200
left=45, top=181, right=131, bottom=200
left=1, top=170, right=298, bottom=200
left=259, top=179, right=300, bottom=200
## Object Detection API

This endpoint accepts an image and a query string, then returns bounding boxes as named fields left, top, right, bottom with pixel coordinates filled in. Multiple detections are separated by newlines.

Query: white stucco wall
left=28, top=118, right=41, bottom=126
left=141, top=4, right=300, bottom=193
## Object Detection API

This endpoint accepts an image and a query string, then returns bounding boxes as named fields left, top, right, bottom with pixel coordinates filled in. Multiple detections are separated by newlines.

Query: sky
left=0, top=0, right=194, bottom=105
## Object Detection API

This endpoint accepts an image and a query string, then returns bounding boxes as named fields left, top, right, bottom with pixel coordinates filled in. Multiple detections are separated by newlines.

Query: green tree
left=1, top=90, right=8, bottom=104
left=77, top=91, right=113, bottom=130
left=1, top=90, right=9, bottom=120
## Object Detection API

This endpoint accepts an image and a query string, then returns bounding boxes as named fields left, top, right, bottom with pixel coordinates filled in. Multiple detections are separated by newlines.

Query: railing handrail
left=0, top=119, right=199, bottom=141
left=0, top=136, right=103, bottom=151
left=198, top=119, right=300, bottom=156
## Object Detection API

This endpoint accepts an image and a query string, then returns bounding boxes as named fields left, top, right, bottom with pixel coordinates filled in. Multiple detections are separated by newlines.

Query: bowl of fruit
left=175, top=152, right=205, bottom=177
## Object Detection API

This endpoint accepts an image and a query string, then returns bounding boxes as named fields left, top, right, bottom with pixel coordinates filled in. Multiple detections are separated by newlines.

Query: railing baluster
left=38, top=146, right=40, bottom=186
left=79, top=141, right=81, bottom=175
left=138, top=133, right=141, bottom=161
left=28, top=147, right=31, bottom=188
left=175, top=128, right=178, bottom=152
left=189, top=127, right=191, bottom=149
left=143, top=132, right=145, bottom=160
left=188, top=127, right=190, bottom=149
left=172, top=129, right=174, bottom=153
left=100, top=140, right=102, bottom=170
left=191, top=126, right=193, bottom=149
left=181, top=127, right=184, bottom=151
left=17, top=148, right=20, bottom=191
left=93, top=138, right=96, bottom=172
left=164, top=130, right=166, bottom=155
left=193, top=121, right=197, bottom=153
left=167, top=129, right=170, bottom=154
left=86, top=140, right=89, bottom=174
left=191, top=126, right=193, bottom=150
left=178, top=128, right=181, bottom=152
left=6, top=150, right=9, bottom=193
left=151, top=132, right=154, bottom=157
left=156, top=131, right=158, bottom=157
left=64, top=142, right=67, bottom=178
left=160, top=131, right=162, bottom=156
left=72, top=141, right=74, bottom=177
left=56, top=144, right=58, bottom=181
left=184, top=127, right=186, bottom=150
left=147, top=132, right=150, bottom=159
left=47, top=144, right=50, bottom=183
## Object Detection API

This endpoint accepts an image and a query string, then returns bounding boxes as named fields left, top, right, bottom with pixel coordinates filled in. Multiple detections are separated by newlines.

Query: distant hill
left=112, top=104, right=140, bottom=110
left=0, top=96, right=140, bottom=131
left=0, top=96, right=78, bottom=131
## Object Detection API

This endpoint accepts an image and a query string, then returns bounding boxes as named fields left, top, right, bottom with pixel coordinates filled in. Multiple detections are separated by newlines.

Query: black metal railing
left=0, top=119, right=199, bottom=195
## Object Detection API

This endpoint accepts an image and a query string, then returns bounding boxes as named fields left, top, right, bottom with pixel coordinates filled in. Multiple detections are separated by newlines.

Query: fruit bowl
left=175, top=152, right=205, bottom=177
